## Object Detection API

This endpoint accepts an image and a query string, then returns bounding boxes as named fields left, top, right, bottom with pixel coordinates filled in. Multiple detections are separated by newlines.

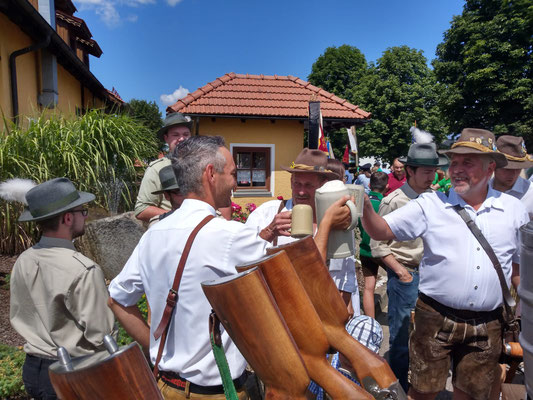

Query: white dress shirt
left=490, top=176, right=533, bottom=220
left=384, top=186, right=528, bottom=311
left=109, top=199, right=268, bottom=386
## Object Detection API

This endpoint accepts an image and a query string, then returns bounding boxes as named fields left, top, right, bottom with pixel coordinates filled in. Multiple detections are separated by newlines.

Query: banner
left=308, top=101, right=320, bottom=149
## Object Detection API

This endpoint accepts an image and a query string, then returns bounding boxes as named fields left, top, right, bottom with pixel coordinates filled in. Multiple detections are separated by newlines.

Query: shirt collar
left=509, top=176, right=530, bottom=196
left=400, top=182, right=425, bottom=200
left=37, top=236, right=76, bottom=250
left=179, top=199, right=217, bottom=216
left=446, top=185, right=505, bottom=212
left=368, top=191, right=384, bottom=200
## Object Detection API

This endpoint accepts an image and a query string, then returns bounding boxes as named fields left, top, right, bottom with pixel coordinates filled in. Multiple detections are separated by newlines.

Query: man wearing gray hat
left=370, top=137, right=448, bottom=392
left=362, top=129, right=528, bottom=399
left=147, top=165, right=185, bottom=226
left=9, top=178, right=115, bottom=400
left=135, top=112, right=192, bottom=223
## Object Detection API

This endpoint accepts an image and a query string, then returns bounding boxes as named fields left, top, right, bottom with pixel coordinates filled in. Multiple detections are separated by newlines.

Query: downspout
left=9, top=34, right=51, bottom=125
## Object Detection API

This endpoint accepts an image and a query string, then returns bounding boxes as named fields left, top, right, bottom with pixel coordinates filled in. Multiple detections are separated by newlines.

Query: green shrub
left=117, top=295, right=148, bottom=346
left=0, top=344, right=26, bottom=399
left=0, top=110, right=159, bottom=255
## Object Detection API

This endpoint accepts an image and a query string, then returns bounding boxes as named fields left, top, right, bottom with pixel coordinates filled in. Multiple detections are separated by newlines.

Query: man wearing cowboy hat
left=369, top=140, right=448, bottom=392
left=245, top=148, right=358, bottom=305
left=135, top=112, right=192, bottom=223
left=490, top=135, right=533, bottom=220
left=10, top=178, right=115, bottom=400
left=245, top=148, right=338, bottom=247
left=361, top=129, right=528, bottom=400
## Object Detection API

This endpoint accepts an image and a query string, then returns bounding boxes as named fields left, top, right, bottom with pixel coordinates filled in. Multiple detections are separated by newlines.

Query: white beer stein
left=315, top=180, right=360, bottom=259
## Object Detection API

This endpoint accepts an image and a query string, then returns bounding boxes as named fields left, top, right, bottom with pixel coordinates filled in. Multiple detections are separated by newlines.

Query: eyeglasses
left=70, top=208, right=89, bottom=217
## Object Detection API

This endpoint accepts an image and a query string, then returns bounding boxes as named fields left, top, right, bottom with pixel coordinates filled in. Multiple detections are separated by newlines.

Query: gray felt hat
left=151, top=165, right=180, bottom=195
left=157, top=113, right=193, bottom=141
left=19, top=178, right=95, bottom=222
left=399, top=142, right=449, bottom=167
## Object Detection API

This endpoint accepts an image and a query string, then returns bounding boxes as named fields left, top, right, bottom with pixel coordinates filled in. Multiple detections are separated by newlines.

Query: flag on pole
left=318, top=109, right=328, bottom=154
left=326, top=139, right=335, bottom=159
left=347, top=126, right=358, bottom=154
left=342, top=144, right=350, bottom=163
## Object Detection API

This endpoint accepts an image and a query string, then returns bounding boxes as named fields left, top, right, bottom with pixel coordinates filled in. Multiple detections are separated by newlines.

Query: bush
left=0, top=344, right=26, bottom=399
left=0, top=111, right=159, bottom=255
left=117, top=295, right=148, bottom=346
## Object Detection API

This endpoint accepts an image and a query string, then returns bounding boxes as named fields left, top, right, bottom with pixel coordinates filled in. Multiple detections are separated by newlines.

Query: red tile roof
left=167, top=73, right=371, bottom=120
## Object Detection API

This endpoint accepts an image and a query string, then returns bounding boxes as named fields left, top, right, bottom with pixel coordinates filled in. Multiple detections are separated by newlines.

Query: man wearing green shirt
left=359, top=171, right=388, bottom=318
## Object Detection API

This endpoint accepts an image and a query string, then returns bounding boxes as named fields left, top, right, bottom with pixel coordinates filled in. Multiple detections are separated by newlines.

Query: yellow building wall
left=0, top=13, right=40, bottom=120
left=197, top=117, right=304, bottom=207
left=0, top=13, right=107, bottom=126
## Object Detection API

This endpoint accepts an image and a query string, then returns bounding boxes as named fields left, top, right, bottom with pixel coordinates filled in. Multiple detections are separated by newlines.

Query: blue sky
left=76, top=0, right=466, bottom=114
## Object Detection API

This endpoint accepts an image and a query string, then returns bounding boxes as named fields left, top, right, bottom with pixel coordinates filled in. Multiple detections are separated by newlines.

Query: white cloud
left=166, top=0, right=183, bottom=6
left=160, top=86, right=190, bottom=106
left=76, top=0, right=153, bottom=27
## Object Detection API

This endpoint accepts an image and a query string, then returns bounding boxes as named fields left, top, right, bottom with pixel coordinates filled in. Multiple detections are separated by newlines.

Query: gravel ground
left=0, top=255, right=24, bottom=347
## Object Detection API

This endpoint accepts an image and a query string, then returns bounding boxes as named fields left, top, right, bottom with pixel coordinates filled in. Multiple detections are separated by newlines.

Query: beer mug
left=315, top=180, right=359, bottom=259
left=291, top=204, right=313, bottom=238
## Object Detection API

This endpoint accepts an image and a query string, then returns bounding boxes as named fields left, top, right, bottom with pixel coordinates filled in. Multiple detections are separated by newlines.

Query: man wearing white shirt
left=108, top=136, right=350, bottom=399
left=491, top=135, right=533, bottom=220
left=245, top=149, right=357, bottom=307
left=361, top=129, right=528, bottom=400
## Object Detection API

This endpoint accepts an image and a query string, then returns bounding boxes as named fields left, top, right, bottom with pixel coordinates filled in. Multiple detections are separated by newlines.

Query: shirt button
left=470, top=302, right=474, bottom=307
left=477, top=247, right=480, bottom=251
left=474, top=286, right=478, bottom=290
left=477, top=266, right=480, bottom=270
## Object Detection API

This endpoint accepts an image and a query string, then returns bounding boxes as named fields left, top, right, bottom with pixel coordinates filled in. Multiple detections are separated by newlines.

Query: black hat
left=151, top=165, right=180, bottom=195
left=359, top=163, right=371, bottom=171
left=19, top=178, right=95, bottom=222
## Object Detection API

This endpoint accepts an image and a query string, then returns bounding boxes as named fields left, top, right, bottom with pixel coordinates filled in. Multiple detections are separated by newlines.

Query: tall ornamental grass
left=0, top=110, right=158, bottom=255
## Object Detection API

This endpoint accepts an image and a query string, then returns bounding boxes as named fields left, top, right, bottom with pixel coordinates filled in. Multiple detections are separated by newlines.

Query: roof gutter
left=9, top=34, right=51, bottom=125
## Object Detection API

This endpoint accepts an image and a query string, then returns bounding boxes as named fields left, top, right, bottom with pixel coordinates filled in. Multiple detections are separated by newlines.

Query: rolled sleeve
left=385, top=200, right=427, bottom=242
left=109, top=246, right=145, bottom=307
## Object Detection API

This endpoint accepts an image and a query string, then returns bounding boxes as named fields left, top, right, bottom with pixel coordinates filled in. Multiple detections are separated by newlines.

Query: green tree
left=126, top=99, right=163, bottom=133
left=433, top=0, right=533, bottom=146
left=308, top=45, right=368, bottom=101
left=354, top=46, right=448, bottom=161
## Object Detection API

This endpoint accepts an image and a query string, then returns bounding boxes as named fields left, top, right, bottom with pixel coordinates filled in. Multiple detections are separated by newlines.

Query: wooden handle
left=267, top=237, right=398, bottom=388
left=201, top=268, right=310, bottom=398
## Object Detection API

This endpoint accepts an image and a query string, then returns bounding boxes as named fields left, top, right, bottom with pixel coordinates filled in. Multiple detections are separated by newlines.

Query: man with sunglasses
left=10, top=177, right=115, bottom=400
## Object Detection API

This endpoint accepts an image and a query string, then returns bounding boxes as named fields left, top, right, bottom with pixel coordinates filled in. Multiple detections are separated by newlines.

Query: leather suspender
left=453, top=205, right=516, bottom=318
left=152, top=214, right=215, bottom=377
left=272, top=200, right=286, bottom=247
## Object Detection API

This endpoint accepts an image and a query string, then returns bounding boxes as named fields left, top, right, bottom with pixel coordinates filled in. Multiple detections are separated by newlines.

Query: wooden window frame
left=230, top=144, right=274, bottom=197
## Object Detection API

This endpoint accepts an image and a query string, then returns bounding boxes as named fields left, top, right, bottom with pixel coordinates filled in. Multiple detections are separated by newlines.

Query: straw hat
left=439, top=128, right=507, bottom=168
left=281, top=148, right=337, bottom=179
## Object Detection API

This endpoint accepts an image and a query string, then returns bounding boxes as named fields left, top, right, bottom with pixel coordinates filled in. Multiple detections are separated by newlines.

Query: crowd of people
left=6, top=114, right=533, bottom=400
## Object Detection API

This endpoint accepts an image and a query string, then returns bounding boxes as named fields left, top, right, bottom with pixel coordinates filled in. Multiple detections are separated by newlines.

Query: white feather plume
left=410, top=126, right=434, bottom=144
left=0, top=179, right=37, bottom=204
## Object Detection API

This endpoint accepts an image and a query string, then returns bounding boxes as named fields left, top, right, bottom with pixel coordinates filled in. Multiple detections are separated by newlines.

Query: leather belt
left=419, top=292, right=502, bottom=322
left=160, top=370, right=246, bottom=395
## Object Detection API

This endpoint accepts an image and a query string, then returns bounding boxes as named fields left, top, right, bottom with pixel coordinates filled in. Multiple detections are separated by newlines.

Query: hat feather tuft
left=0, top=179, right=37, bottom=204
left=410, top=126, right=434, bottom=144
